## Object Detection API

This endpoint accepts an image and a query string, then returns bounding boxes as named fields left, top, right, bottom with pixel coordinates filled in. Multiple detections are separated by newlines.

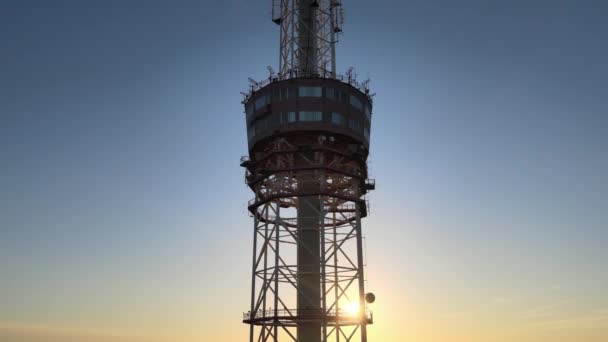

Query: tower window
left=299, top=86, right=322, bottom=97
left=280, top=88, right=295, bottom=100
left=281, top=112, right=296, bottom=123
left=349, top=118, right=363, bottom=133
left=255, top=116, right=267, bottom=135
left=254, top=94, right=269, bottom=111
left=300, top=111, right=322, bottom=121
left=350, top=95, right=363, bottom=111
left=331, top=112, right=346, bottom=126
left=246, top=102, right=253, bottom=117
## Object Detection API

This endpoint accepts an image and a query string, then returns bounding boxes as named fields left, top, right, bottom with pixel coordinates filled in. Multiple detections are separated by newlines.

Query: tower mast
left=275, top=0, right=343, bottom=78
left=242, top=1, right=375, bottom=341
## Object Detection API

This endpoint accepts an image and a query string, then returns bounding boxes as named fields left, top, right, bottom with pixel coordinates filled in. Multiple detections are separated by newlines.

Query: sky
left=0, top=0, right=607, bottom=341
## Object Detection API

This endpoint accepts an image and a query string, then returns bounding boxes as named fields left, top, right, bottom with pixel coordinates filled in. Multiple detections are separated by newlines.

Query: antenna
left=273, top=0, right=344, bottom=77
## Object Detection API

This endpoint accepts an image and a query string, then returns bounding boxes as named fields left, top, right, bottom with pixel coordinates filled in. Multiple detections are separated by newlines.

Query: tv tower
left=241, top=1, right=375, bottom=341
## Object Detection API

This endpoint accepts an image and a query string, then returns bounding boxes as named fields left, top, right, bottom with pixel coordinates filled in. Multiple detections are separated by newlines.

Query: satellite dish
left=365, top=292, right=376, bottom=304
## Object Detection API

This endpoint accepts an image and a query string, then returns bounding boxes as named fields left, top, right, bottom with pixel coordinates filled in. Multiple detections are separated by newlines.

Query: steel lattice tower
left=241, top=1, right=375, bottom=341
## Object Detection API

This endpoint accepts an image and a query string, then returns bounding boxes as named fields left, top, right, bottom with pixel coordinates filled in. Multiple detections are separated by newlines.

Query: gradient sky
left=1, top=1, right=607, bottom=341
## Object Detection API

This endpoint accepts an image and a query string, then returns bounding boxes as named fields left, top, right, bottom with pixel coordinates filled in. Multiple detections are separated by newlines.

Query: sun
left=343, top=301, right=360, bottom=316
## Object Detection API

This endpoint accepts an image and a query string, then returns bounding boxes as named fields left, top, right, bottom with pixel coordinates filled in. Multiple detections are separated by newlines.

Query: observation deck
left=243, top=72, right=373, bottom=151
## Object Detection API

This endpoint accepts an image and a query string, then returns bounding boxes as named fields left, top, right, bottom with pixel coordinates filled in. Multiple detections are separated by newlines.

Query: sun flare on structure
left=343, top=301, right=361, bottom=316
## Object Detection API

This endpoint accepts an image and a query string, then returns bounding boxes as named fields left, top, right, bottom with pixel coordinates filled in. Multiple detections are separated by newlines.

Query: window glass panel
left=281, top=88, right=295, bottom=100
left=349, top=118, right=363, bottom=133
left=299, top=86, right=322, bottom=97
left=350, top=95, right=363, bottom=110
left=268, top=112, right=280, bottom=129
left=281, top=112, right=297, bottom=124
left=248, top=125, right=255, bottom=139
left=300, top=111, right=322, bottom=121
left=340, top=91, right=349, bottom=103
left=246, top=102, right=253, bottom=117
left=254, top=117, right=264, bottom=135
left=364, top=104, right=371, bottom=120
left=255, top=95, right=267, bottom=110
left=280, top=88, right=290, bottom=100
left=326, top=87, right=334, bottom=99
left=364, top=126, right=370, bottom=142
left=331, top=112, right=346, bottom=126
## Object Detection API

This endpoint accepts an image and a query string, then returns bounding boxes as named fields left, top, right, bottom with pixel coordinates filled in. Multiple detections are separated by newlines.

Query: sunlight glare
left=343, top=301, right=360, bottom=316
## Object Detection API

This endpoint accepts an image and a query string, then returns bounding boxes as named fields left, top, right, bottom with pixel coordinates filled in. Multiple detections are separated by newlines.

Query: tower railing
left=243, top=307, right=373, bottom=325
left=243, top=68, right=372, bottom=105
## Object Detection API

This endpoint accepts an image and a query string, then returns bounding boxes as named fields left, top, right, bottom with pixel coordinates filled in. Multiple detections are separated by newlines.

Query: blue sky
left=1, top=1, right=607, bottom=341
